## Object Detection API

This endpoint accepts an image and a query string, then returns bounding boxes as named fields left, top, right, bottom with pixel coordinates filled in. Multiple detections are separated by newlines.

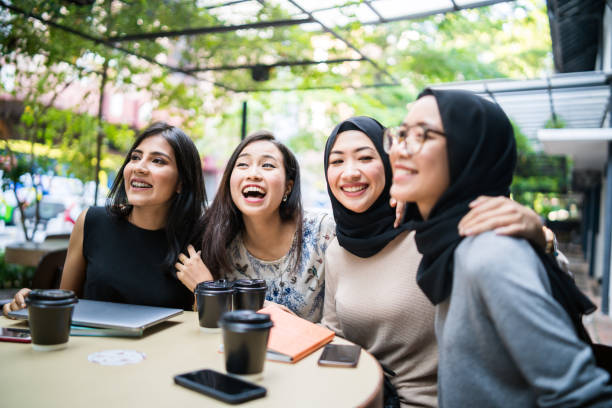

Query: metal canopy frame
left=0, top=0, right=514, bottom=93
left=431, top=71, right=612, bottom=143
left=107, top=18, right=315, bottom=42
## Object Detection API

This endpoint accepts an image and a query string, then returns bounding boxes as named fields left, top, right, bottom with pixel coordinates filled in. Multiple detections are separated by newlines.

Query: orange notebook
left=259, top=306, right=335, bottom=363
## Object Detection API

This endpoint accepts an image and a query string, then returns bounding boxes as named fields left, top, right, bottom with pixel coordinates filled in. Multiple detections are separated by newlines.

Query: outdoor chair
left=31, top=248, right=67, bottom=289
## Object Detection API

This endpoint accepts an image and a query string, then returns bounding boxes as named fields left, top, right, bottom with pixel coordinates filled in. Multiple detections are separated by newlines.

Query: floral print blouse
left=224, top=209, right=336, bottom=322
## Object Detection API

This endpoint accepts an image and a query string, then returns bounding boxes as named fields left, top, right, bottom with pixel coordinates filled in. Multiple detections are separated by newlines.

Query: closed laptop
left=8, top=299, right=183, bottom=336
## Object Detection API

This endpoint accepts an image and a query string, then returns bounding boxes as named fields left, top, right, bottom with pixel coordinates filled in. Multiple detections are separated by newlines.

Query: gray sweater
left=436, top=231, right=612, bottom=408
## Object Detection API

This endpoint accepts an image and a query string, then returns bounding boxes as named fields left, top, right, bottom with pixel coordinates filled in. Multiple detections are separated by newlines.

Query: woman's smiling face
left=229, top=140, right=292, bottom=219
left=327, top=130, right=386, bottom=214
left=123, top=134, right=180, bottom=212
left=389, top=95, right=450, bottom=220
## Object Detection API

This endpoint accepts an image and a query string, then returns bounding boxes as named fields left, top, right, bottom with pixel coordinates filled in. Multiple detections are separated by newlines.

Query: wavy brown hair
left=107, top=122, right=207, bottom=271
left=201, top=130, right=303, bottom=279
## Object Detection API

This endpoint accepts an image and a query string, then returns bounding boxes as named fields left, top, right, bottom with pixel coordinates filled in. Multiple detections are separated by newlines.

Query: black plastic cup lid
left=26, top=289, right=78, bottom=306
left=233, top=279, right=267, bottom=290
left=195, top=279, right=234, bottom=294
left=218, top=310, right=273, bottom=331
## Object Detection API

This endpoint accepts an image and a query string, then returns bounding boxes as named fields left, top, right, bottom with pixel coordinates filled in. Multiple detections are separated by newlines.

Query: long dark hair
left=201, top=130, right=303, bottom=279
left=107, top=122, right=207, bottom=270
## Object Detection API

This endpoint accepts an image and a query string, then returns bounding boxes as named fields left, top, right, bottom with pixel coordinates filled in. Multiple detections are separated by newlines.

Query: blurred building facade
left=538, top=0, right=612, bottom=314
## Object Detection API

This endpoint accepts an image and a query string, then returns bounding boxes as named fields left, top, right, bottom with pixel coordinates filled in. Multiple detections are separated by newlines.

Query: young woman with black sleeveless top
left=3, top=122, right=206, bottom=314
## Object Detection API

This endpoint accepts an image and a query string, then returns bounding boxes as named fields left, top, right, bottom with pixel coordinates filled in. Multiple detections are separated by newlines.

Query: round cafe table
left=0, top=312, right=383, bottom=408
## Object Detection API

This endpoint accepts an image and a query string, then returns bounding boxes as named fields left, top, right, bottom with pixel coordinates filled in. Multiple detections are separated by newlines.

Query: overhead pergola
left=539, top=128, right=612, bottom=171
left=0, top=0, right=513, bottom=92
left=430, top=70, right=612, bottom=143
left=1, top=0, right=524, bottom=203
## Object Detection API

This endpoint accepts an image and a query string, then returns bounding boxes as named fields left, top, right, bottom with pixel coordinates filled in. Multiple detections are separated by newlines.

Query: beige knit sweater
left=321, top=230, right=438, bottom=408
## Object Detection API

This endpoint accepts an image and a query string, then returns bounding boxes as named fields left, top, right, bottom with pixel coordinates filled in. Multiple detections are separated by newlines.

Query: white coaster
left=88, top=349, right=146, bottom=366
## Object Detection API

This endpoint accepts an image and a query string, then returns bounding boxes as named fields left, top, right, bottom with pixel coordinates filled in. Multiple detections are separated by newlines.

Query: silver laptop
left=8, top=299, right=183, bottom=336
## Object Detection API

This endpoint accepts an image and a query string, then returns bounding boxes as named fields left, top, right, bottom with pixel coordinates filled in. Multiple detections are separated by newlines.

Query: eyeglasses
left=383, top=124, right=446, bottom=155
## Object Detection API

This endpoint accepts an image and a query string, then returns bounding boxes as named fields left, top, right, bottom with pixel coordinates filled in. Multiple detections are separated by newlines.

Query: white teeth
left=242, top=186, right=265, bottom=195
left=397, top=168, right=417, bottom=175
left=132, top=181, right=152, bottom=188
left=342, top=185, right=366, bottom=192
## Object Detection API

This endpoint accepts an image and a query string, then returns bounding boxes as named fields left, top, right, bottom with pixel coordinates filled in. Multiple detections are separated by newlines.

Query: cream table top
left=0, top=312, right=382, bottom=408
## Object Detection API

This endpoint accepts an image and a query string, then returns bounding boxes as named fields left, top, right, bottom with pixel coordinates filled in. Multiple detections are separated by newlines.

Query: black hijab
left=324, top=116, right=415, bottom=258
left=411, top=88, right=595, bottom=328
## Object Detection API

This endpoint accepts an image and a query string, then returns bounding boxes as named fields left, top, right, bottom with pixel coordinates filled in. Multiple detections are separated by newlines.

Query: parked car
left=0, top=191, right=17, bottom=225
left=23, top=199, right=66, bottom=223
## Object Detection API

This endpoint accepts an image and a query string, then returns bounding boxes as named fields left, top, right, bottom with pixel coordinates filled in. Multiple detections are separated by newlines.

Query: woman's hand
left=458, top=196, right=547, bottom=249
left=2, top=288, right=31, bottom=318
left=389, top=198, right=406, bottom=228
left=175, top=245, right=214, bottom=292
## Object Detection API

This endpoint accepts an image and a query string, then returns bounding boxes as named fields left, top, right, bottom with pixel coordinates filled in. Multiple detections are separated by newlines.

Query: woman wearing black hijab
left=321, top=116, right=556, bottom=408
left=388, top=89, right=612, bottom=406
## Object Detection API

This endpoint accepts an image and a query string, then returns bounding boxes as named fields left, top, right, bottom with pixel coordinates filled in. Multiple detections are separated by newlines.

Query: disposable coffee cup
left=232, top=279, right=267, bottom=311
left=26, top=289, right=78, bottom=351
left=195, top=280, right=234, bottom=333
left=219, top=310, right=273, bottom=380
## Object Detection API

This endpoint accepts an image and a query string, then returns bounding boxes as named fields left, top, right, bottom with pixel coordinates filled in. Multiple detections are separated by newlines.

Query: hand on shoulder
left=458, top=196, right=546, bottom=249
left=389, top=197, right=406, bottom=228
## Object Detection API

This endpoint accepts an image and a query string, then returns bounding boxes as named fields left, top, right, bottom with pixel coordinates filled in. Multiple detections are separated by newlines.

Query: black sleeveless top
left=82, top=207, right=194, bottom=310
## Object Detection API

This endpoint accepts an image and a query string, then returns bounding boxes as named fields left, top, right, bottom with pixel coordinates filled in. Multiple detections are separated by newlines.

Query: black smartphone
left=0, top=327, right=32, bottom=343
left=174, top=369, right=266, bottom=404
left=318, top=344, right=361, bottom=367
